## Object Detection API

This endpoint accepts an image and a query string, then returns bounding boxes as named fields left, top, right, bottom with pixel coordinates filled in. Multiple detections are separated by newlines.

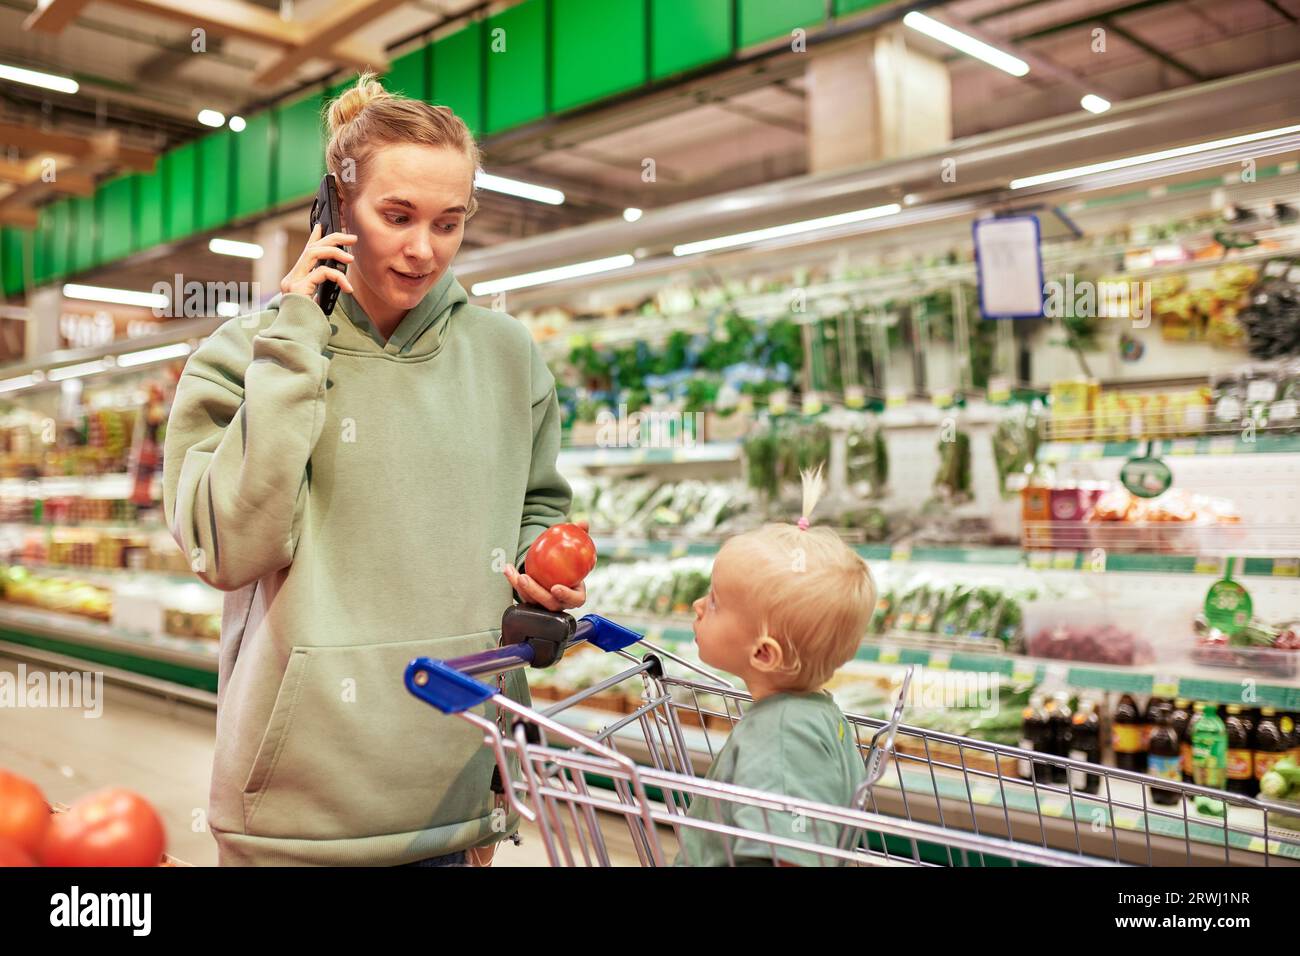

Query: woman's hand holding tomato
left=504, top=520, right=596, bottom=613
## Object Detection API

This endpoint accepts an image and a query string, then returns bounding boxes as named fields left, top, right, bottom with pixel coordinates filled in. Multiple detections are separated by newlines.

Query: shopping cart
left=404, top=607, right=1126, bottom=867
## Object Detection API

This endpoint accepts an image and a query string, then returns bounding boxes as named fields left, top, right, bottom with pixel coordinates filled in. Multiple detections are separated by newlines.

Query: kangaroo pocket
left=241, top=630, right=516, bottom=840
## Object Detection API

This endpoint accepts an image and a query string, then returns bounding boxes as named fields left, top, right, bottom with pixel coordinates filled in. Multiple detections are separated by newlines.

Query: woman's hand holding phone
left=280, top=222, right=358, bottom=299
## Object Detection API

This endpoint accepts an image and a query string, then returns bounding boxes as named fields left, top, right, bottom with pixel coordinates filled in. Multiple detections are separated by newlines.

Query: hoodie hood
left=328, top=268, right=469, bottom=360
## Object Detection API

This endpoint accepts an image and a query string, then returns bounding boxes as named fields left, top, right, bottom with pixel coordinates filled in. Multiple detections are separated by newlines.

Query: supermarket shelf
left=559, top=441, right=740, bottom=469
left=1039, top=433, right=1300, bottom=461
left=593, top=537, right=1300, bottom=576
left=0, top=601, right=217, bottom=691
left=4, top=560, right=202, bottom=586
left=1023, top=522, right=1300, bottom=558
left=600, top=609, right=1300, bottom=707
left=0, top=521, right=167, bottom=534
left=0, top=474, right=156, bottom=498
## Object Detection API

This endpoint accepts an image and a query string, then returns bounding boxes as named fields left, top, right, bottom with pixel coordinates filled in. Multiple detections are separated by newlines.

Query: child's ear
left=751, top=634, right=785, bottom=674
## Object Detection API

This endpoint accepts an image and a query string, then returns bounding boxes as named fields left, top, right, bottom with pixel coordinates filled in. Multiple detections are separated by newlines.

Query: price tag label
left=646, top=627, right=664, bottom=643
left=769, top=390, right=790, bottom=416
left=1046, top=663, right=1068, bottom=684
left=1114, top=813, right=1140, bottom=831
left=890, top=544, right=912, bottom=562
left=1272, top=558, right=1299, bottom=577
left=878, top=646, right=901, bottom=664
left=987, top=378, right=1011, bottom=404
left=1194, top=556, right=1226, bottom=575
left=593, top=449, right=608, bottom=465
left=929, top=651, right=951, bottom=670
left=844, top=385, right=866, bottom=409
left=567, top=333, right=589, bottom=349
left=630, top=449, right=647, bottom=464
left=1053, top=551, right=1079, bottom=570
left=1152, top=674, right=1180, bottom=698
left=802, top=392, right=824, bottom=416
left=885, top=387, right=907, bottom=409
left=1169, top=439, right=1197, bottom=457
left=669, top=541, right=688, bottom=559
left=1209, top=436, right=1237, bottom=455
left=971, top=789, right=995, bottom=805
left=1040, top=799, right=1066, bottom=818
left=1027, top=551, right=1052, bottom=570
left=1077, top=443, right=1103, bottom=460
left=614, top=545, right=631, bottom=559
left=671, top=448, right=688, bottom=463
left=931, top=388, right=954, bottom=409
left=1012, top=664, right=1038, bottom=685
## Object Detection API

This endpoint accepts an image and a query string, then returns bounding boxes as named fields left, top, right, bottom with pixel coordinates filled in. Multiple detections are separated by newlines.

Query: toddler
left=674, top=466, right=878, bottom=866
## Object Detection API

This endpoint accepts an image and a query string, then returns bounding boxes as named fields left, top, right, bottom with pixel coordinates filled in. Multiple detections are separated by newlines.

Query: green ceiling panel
left=162, top=142, right=198, bottom=242
left=384, top=47, right=429, bottom=99
left=486, top=0, right=547, bottom=134
left=552, top=0, right=646, bottom=111
left=98, top=174, right=137, bottom=263
left=432, top=23, right=484, bottom=136
left=233, top=112, right=274, bottom=220
left=197, top=130, right=233, bottom=231
left=651, top=0, right=732, bottom=79
left=737, top=0, right=824, bottom=47
left=137, top=170, right=164, bottom=249
left=274, top=93, right=325, bottom=206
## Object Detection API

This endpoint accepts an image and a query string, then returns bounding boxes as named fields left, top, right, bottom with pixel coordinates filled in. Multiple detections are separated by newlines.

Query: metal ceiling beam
left=1011, top=0, right=1182, bottom=42
left=253, top=0, right=408, bottom=86
left=1102, top=18, right=1206, bottom=81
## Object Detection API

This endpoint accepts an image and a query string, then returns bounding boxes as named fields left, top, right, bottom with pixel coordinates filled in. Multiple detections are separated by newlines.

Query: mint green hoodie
left=162, top=271, right=571, bottom=865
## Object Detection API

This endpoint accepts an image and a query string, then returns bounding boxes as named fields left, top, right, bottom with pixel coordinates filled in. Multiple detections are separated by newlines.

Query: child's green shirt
left=673, top=690, right=868, bottom=866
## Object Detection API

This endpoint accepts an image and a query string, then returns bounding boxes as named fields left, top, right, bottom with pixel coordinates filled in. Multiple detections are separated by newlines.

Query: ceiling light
left=209, top=237, right=263, bottom=259
left=47, top=360, right=110, bottom=382
left=1080, top=94, right=1111, bottom=114
left=0, top=374, right=37, bottom=394
left=198, top=109, right=226, bottom=128
left=0, top=63, right=78, bottom=94
left=1010, top=123, right=1300, bottom=189
left=62, top=284, right=169, bottom=309
left=903, top=12, right=1029, bottom=77
left=623, top=207, right=643, bottom=222
left=673, top=204, right=902, bottom=257
left=475, top=171, right=565, bottom=205
left=228, top=116, right=246, bottom=132
left=115, top=343, right=192, bottom=368
left=471, top=255, right=636, bottom=295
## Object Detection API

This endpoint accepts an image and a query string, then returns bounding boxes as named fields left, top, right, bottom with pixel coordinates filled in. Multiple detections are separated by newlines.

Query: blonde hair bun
left=327, top=70, right=392, bottom=136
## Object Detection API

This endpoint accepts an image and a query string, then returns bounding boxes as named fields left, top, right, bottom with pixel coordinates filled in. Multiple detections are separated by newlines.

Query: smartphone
left=308, top=173, right=345, bottom=315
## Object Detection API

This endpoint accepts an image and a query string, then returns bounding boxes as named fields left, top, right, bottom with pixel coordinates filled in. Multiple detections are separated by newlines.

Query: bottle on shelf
left=1019, top=693, right=1052, bottom=784
left=1170, top=699, right=1193, bottom=783
left=1254, top=709, right=1288, bottom=787
left=1143, top=696, right=1169, bottom=751
left=1068, top=698, right=1102, bottom=794
left=1112, top=693, right=1147, bottom=773
left=1184, top=703, right=1204, bottom=784
left=1192, top=704, right=1228, bottom=792
left=1285, top=713, right=1300, bottom=764
left=1147, top=705, right=1182, bottom=807
left=1049, top=691, right=1073, bottom=784
left=1224, top=705, right=1257, bottom=798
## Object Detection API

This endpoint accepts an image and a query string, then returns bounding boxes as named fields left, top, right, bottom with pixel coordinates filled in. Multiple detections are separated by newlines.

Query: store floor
left=0, top=656, right=663, bottom=867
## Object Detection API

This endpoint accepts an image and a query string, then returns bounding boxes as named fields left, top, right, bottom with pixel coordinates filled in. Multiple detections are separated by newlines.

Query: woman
left=163, top=72, right=583, bottom=866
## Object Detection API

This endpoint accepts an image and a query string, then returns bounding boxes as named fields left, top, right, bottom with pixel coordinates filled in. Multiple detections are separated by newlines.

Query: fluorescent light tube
left=903, top=12, right=1029, bottom=77
left=1080, top=94, right=1111, bottom=114
left=63, top=284, right=169, bottom=309
left=0, top=374, right=37, bottom=394
left=198, top=109, right=225, bottom=128
left=229, top=116, right=246, bottom=132
left=1010, top=123, right=1300, bottom=189
left=0, top=63, right=78, bottom=94
left=471, top=255, right=635, bottom=295
left=475, top=171, right=565, bottom=205
left=209, top=238, right=263, bottom=259
left=115, top=343, right=192, bottom=368
left=673, top=204, right=902, bottom=257
left=47, top=360, right=109, bottom=382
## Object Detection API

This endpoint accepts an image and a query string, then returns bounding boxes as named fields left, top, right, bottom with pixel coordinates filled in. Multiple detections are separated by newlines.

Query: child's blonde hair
left=725, top=466, right=876, bottom=691
left=323, top=70, right=481, bottom=217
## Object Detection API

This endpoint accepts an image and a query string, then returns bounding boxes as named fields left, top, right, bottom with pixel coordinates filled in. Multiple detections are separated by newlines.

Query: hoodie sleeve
left=515, top=339, right=573, bottom=568
left=162, top=294, right=332, bottom=591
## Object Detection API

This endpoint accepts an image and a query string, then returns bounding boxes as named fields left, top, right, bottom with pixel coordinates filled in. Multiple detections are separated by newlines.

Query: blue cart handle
left=406, top=611, right=643, bottom=714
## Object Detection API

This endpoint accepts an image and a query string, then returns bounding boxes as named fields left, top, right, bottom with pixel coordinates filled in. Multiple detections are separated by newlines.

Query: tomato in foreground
left=41, top=788, right=166, bottom=868
left=526, top=523, right=597, bottom=592
left=0, top=770, right=50, bottom=855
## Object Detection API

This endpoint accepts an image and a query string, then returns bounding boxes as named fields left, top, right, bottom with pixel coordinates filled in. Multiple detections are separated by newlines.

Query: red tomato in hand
left=41, top=788, right=166, bottom=868
left=526, top=523, right=597, bottom=592
left=0, top=770, right=50, bottom=855
left=0, top=837, right=36, bottom=867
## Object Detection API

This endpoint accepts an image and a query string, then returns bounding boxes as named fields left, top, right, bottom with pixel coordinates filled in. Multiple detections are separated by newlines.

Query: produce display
left=570, top=476, right=753, bottom=538
left=0, top=495, right=144, bottom=525
left=1148, top=263, right=1258, bottom=346
left=742, top=419, right=832, bottom=502
left=583, top=557, right=711, bottom=618
left=0, top=408, right=139, bottom=479
left=1238, top=259, right=1300, bottom=359
left=1211, top=359, right=1300, bottom=429
left=1193, top=613, right=1300, bottom=676
left=867, top=567, right=1032, bottom=649
left=1022, top=483, right=1242, bottom=552
left=1048, top=379, right=1214, bottom=440
left=1025, top=620, right=1155, bottom=666
left=0, top=564, right=111, bottom=621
